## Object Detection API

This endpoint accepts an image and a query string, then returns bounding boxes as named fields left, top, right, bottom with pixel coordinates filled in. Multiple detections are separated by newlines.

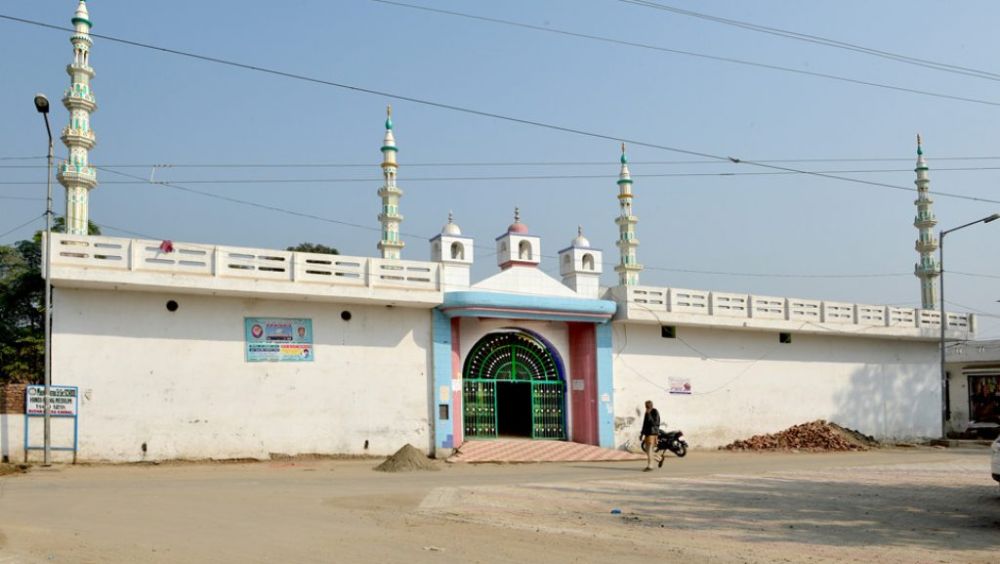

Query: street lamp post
left=33, top=93, right=53, bottom=467
left=939, top=212, right=1000, bottom=438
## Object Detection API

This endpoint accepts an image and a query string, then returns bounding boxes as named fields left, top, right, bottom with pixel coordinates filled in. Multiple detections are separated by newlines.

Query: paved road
left=0, top=448, right=997, bottom=563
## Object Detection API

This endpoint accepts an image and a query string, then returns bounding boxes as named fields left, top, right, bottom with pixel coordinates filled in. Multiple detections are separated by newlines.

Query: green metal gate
left=462, top=331, right=566, bottom=440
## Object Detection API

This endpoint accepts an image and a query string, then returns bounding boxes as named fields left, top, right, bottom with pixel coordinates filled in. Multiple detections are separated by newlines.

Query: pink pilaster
left=568, top=323, right=598, bottom=445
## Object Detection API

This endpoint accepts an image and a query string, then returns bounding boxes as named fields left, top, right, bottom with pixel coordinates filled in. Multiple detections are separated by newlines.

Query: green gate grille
left=463, top=331, right=566, bottom=440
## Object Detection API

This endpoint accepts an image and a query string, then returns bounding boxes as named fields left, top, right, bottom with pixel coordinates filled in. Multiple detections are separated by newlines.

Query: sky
left=2, top=0, right=1000, bottom=336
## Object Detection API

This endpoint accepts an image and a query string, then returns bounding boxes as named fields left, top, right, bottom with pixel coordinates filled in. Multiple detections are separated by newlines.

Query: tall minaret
left=57, top=0, right=99, bottom=236
left=615, top=143, right=642, bottom=286
left=913, top=134, right=939, bottom=309
left=377, top=105, right=404, bottom=259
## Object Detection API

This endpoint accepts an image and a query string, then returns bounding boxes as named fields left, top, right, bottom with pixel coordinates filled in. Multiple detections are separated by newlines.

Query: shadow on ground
left=526, top=472, right=1000, bottom=551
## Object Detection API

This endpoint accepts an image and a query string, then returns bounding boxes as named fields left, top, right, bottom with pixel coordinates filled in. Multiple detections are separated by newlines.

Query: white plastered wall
left=0, top=414, right=25, bottom=463
left=51, top=287, right=433, bottom=462
left=612, top=323, right=940, bottom=448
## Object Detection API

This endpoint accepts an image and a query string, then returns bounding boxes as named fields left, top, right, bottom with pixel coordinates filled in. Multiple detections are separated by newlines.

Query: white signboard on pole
left=26, top=385, right=78, bottom=416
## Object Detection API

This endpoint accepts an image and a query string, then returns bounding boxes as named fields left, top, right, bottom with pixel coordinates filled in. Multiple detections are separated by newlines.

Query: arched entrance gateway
left=462, top=330, right=566, bottom=439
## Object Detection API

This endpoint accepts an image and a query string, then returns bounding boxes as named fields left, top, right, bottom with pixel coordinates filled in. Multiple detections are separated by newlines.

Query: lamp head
left=33, top=93, right=49, bottom=114
left=985, top=213, right=1000, bottom=224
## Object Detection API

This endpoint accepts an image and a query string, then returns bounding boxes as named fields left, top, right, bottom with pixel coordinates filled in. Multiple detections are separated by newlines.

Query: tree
left=286, top=243, right=339, bottom=255
left=0, top=218, right=100, bottom=384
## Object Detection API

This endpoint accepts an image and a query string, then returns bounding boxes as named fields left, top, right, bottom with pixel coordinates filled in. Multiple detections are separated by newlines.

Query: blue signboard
left=245, top=317, right=314, bottom=362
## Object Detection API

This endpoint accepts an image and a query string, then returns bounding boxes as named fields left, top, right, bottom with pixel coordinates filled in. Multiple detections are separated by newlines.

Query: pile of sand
left=722, top=420, right=880, bottom=452
left=373, top=444, right=440, bottom=472
left=0, top=463, right=29, bottom=476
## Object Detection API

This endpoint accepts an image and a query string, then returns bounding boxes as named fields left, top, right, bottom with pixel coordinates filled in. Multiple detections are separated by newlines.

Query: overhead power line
left=10, top=156, right=1000, bottom=169
left=7, top=168, right=1000, bottom=205
left=14, top=166, right=1000, bottom=178
left=87, top=164, right=923, bottom=280
left=0, top=213, right=45, bottom=239
left=619, top=0, right=1000, bottom=82
left=3, top=12, right=998, bottom=203
left=366, top=0, right=1000, bottom=108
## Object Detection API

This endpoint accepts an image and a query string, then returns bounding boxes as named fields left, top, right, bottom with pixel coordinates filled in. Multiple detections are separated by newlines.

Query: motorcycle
left=655, top=425, right=688, bottom=464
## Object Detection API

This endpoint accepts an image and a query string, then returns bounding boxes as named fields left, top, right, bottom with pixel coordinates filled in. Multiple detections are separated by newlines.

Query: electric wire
left=367, top=0, right=1000, bottom=107
left=88, top=164, right=918, bottom=280
left=6, top=168, right=1000, bottom=205
left=12, top=155, right=1000, bottom=168
left=619, top=0, right=1000, bottom=82
left=2, top=11, right=1000, bottom=202
left=0, top=213, right=45, bottom=239
left=11, top=166, right=1000, bottom=177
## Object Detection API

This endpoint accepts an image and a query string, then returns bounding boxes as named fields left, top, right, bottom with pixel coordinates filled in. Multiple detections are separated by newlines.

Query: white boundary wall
left=51, top=288, right=433, bottom=462
left=611, top=323, right=940, bottom=448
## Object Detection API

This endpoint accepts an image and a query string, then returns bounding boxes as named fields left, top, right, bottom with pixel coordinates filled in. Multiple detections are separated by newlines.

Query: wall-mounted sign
left=669, top=377, right=692, bottom=395
left=26, top=385, right=78, bottom=416
left=245, top=317, right=314, bottom=362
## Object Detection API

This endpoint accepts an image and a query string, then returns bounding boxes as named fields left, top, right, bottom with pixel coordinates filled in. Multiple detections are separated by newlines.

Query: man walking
left=640, top=400, right=661, bottom=471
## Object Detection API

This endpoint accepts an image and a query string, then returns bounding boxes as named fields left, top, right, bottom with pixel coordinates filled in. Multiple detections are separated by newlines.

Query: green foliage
left=286, top=242, right=339, bottom=255
left=0, top=217, right=100, bottom=384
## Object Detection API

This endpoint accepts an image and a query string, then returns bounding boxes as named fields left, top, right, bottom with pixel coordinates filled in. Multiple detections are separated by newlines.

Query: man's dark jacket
left=641, top=408, right=661, bottom=437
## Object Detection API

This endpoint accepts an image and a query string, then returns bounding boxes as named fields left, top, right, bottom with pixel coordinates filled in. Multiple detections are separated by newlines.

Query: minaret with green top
left=57, top=0, right=98, bottom=236
left=913, top=134, right=939, bottom=309
left=615, top=143, right=642, bottom=286
left=378, top=105, right=404, bottom=259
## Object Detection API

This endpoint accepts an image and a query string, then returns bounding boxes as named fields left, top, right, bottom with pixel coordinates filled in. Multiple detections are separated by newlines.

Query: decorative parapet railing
left=45, top=234, right=443, bottom=306
left=613, top=285, right=974, bottom=337
left=57, top=162, right=97, bottom=177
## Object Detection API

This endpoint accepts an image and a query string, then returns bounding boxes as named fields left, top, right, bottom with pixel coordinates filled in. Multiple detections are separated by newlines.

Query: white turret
left=913, top=134, right=939, bottom=309
left=57, top=0, right=98, bottom=235
left=377, top=105, right=404, bottom=259
left=431, top=212, right=474, bottom=289
left=496, top=207, right=541, bottom=270
left=614, top=143, right=642, bottom=286
left=559, top=226, right=603, bottom=297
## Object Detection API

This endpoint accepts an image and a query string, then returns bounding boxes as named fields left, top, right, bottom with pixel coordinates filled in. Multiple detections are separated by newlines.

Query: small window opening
left=341, top=310, right=352, bottom=321
left=166, top=300, right=179, bottom=312
left=779, top=332, right=792, bottom=344
left=450, top=241, right=464, bottom=260
left=661, top=326, right=676, bottom=339
left=518, top=240, right=532, bottom=260
left=582, top=253, right=595, bottom=271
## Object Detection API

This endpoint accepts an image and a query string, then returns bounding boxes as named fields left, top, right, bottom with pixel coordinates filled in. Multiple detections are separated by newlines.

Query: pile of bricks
left=722, top=420, right=874, bottom=452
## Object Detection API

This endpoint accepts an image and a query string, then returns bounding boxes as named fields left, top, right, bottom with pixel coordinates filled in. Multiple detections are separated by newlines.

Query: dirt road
left=0, top=448, right=997, bottom=563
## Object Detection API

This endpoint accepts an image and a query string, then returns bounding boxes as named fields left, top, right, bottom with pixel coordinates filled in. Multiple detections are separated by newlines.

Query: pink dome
left=508, top=221, right=529, bottom=234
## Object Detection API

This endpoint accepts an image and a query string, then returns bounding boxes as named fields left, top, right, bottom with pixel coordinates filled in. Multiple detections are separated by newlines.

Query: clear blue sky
left=3, top=1, right=1000, bottom=336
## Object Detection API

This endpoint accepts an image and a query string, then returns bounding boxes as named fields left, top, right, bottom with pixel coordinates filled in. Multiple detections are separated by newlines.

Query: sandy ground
left=0, top=448, right=997, bottom=563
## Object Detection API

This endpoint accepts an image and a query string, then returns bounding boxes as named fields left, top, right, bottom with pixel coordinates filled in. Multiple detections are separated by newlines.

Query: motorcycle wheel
left=673, top=443, right=687, bottom=458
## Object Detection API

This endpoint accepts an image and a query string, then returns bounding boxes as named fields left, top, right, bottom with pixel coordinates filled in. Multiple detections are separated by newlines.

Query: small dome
left=572, top=226, right=590, bottom=248
left=73, top=0, right=92, bottom=26
left=442, top=212, right=461, bottom=235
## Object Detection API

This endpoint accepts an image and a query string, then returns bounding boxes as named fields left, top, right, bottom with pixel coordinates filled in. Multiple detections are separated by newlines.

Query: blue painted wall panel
left=595, top=323, right=615, bottom=448
left=431, top=309, right=453, bottom=450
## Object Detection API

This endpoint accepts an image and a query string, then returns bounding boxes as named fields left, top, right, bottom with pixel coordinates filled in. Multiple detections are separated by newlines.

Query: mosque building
left=5, top=2, right=980, bottom=462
